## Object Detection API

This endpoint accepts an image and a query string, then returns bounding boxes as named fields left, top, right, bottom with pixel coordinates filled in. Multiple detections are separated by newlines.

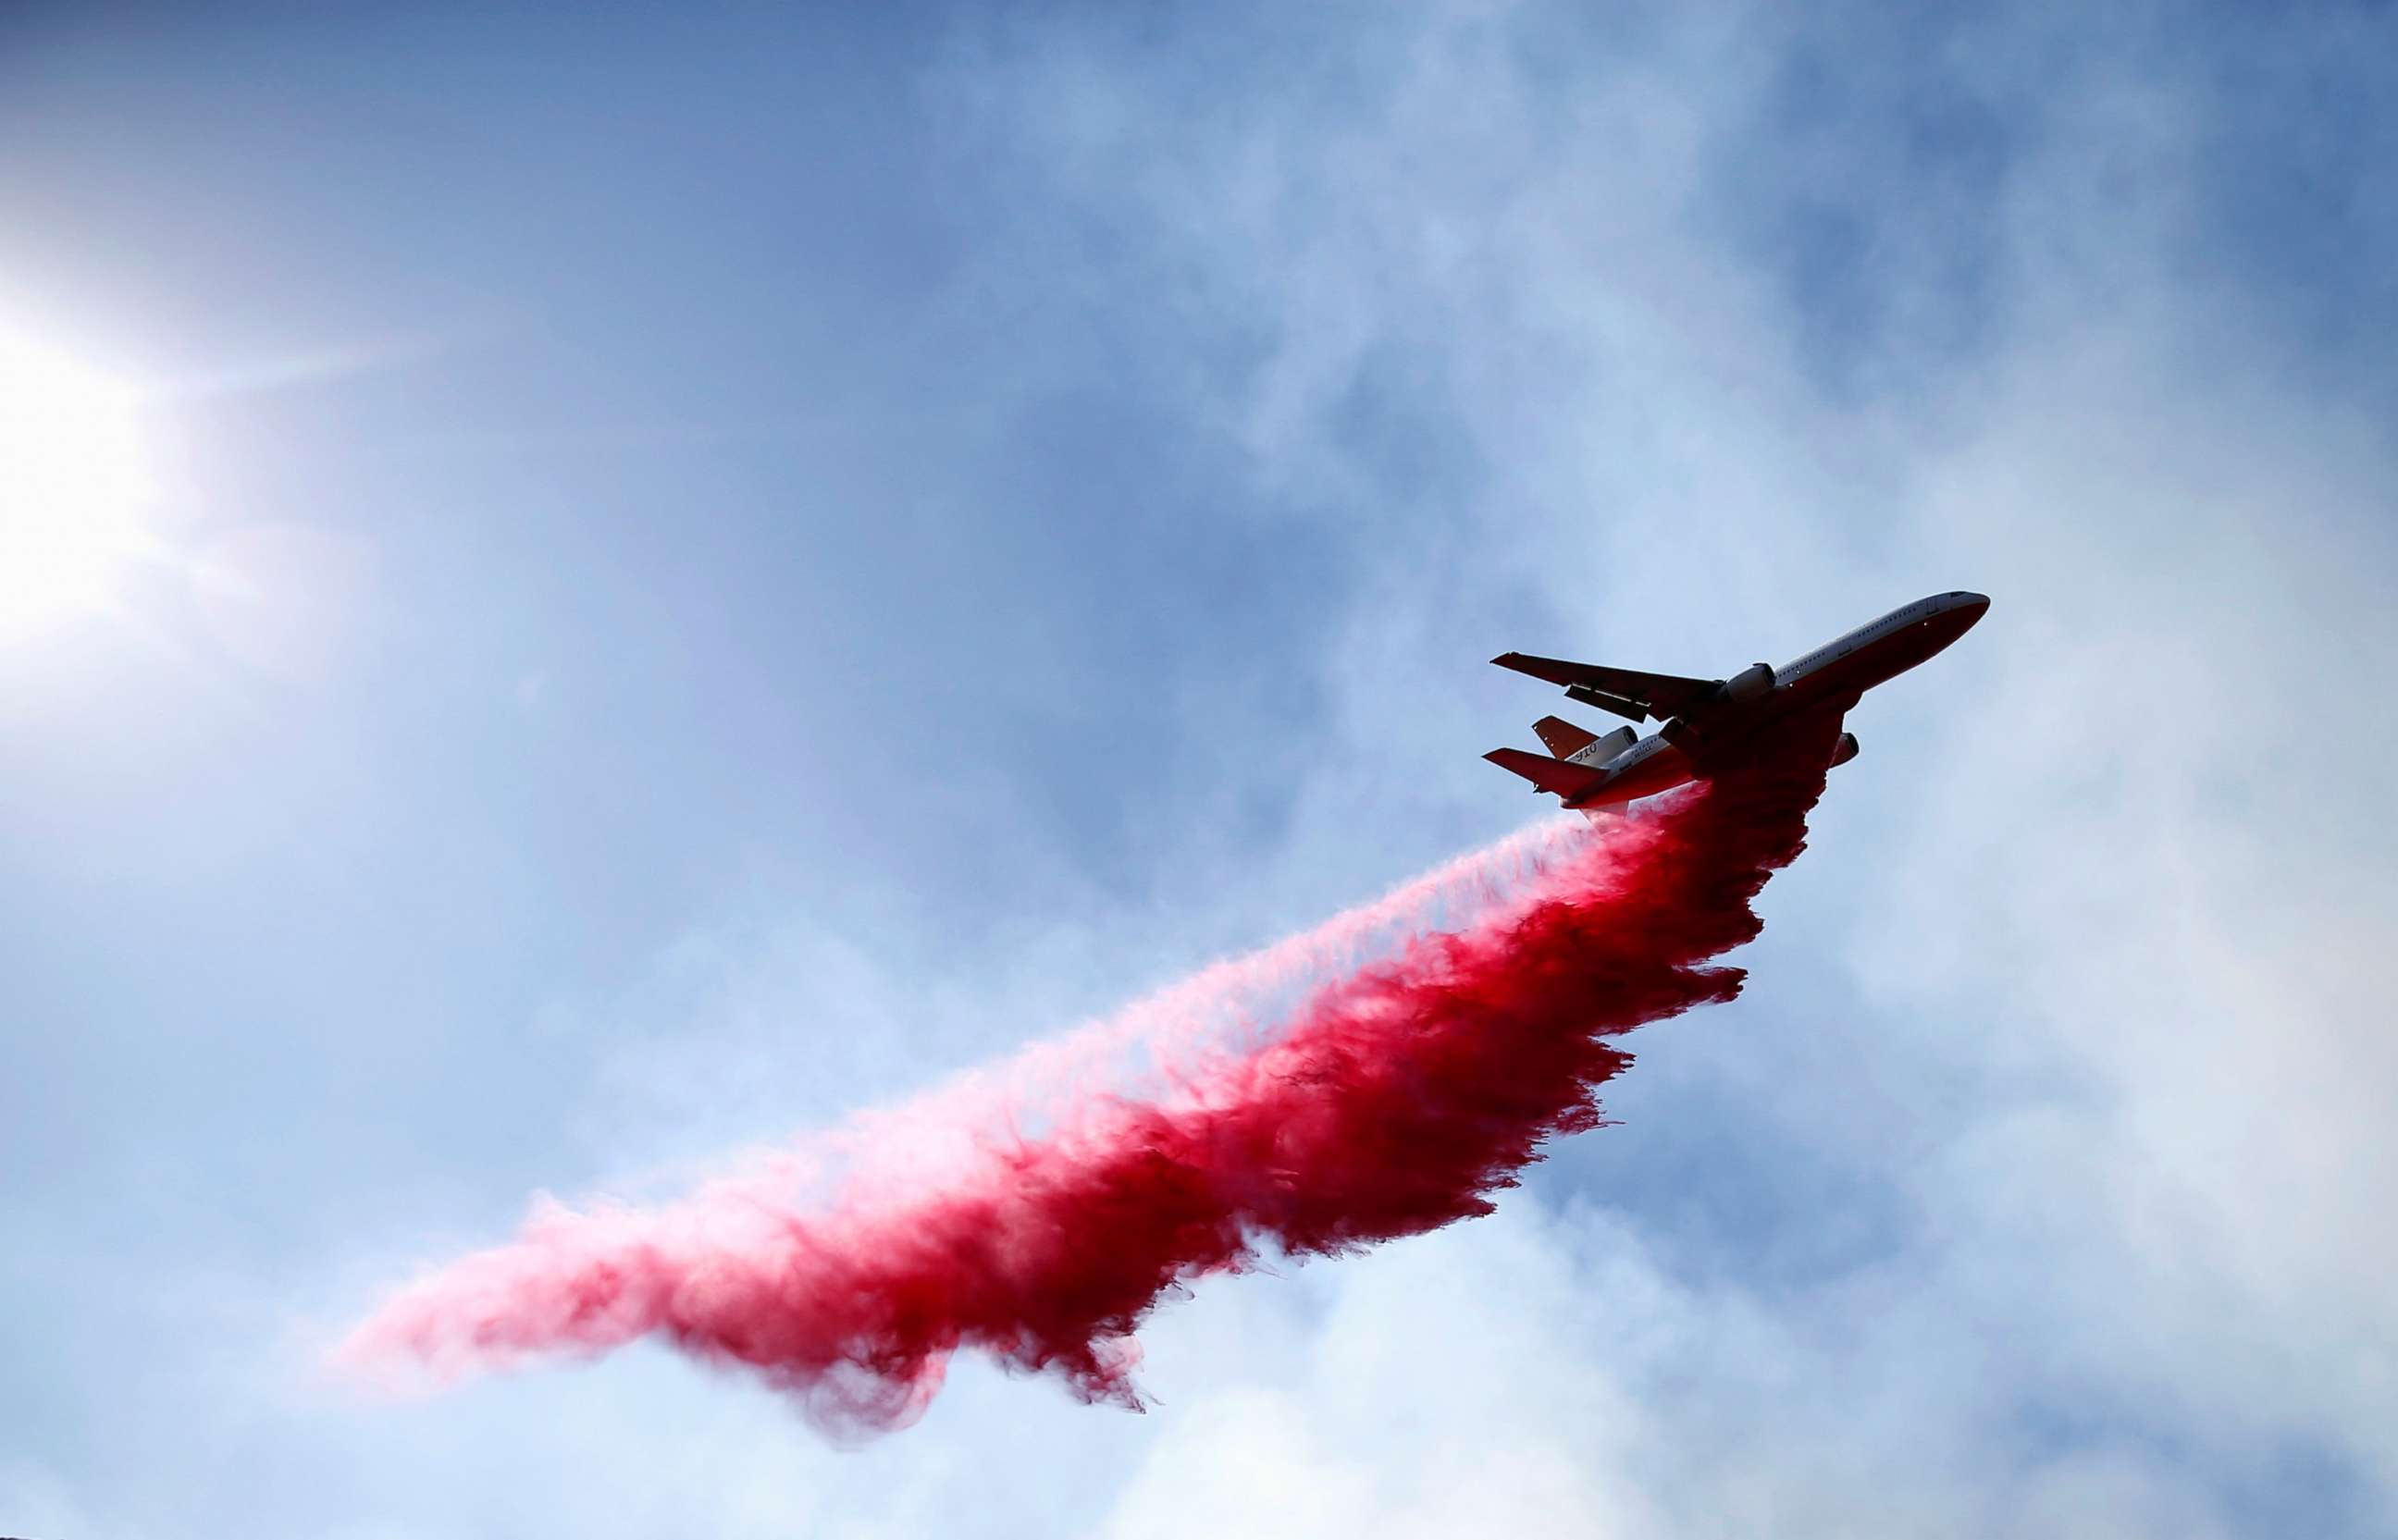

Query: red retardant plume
left=341, top=715, right=1841, bottom=1437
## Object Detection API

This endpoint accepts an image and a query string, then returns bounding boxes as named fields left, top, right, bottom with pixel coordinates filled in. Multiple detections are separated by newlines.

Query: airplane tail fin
left=1482, top=747, right=1613, bottom=803
left=1532, top=715, right=1599, bottom=758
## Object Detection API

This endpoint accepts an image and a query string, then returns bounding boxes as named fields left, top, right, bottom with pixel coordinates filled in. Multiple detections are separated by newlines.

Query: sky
left=2, top=2, right=2394, bottom=1535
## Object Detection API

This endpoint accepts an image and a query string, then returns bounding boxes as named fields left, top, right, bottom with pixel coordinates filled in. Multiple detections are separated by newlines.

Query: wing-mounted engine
left=1717, top=661, right=1775, bottom=704
left=1830, top=731, right=1860, bottom=767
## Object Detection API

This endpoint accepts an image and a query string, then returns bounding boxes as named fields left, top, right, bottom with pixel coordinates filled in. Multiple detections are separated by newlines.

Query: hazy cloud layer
left=3, top=2, right=2392, bottom=1535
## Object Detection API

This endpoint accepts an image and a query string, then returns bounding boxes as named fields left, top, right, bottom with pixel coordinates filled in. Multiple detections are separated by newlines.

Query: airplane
left=1484, top=591, right=1989, bottom=815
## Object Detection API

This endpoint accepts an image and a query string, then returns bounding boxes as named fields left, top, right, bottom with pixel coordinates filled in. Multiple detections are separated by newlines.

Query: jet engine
left=1720, top=661, right=1775, bottom=704
left=1830, top=731, right=1860, bottom=767
left=1575, top=724, right=1638, bottom=763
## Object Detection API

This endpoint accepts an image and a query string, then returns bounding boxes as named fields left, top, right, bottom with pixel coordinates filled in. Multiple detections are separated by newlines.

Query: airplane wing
left=1482, top=747, right=1613, bottom=802
left=1490, top=653, right=1721, bottom=721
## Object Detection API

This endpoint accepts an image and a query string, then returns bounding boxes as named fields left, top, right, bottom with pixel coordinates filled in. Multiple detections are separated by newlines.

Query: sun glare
left=0, top=328, right=155, bottom=638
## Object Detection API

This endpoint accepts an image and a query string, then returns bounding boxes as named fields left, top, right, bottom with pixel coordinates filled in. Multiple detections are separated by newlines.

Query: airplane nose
left=1959, top=592, right=1991, bottom=622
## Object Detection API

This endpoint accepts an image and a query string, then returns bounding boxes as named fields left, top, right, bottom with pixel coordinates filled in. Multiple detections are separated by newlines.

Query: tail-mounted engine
left=1718, top=661, right=1775, bottom=704
left=1572, top=724, right=1639, bottom=764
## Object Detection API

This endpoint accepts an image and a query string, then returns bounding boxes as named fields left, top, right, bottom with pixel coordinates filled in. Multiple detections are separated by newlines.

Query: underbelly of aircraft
left=1592, top=746, right=1698, bottom=804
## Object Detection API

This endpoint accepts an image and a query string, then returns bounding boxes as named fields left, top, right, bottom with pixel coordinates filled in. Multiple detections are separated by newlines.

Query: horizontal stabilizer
left=1532, top=715, right=1599, bottom=758
left=1491, top=653, right=1721, bottom=720
left=1482, top=746, right=1613, bottom=803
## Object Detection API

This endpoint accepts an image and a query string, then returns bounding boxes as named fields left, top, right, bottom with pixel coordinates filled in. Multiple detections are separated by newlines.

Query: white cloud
left=921, top=2, right=2398, bottom=1534
left=187, top=5, right=2392, bottom=1536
